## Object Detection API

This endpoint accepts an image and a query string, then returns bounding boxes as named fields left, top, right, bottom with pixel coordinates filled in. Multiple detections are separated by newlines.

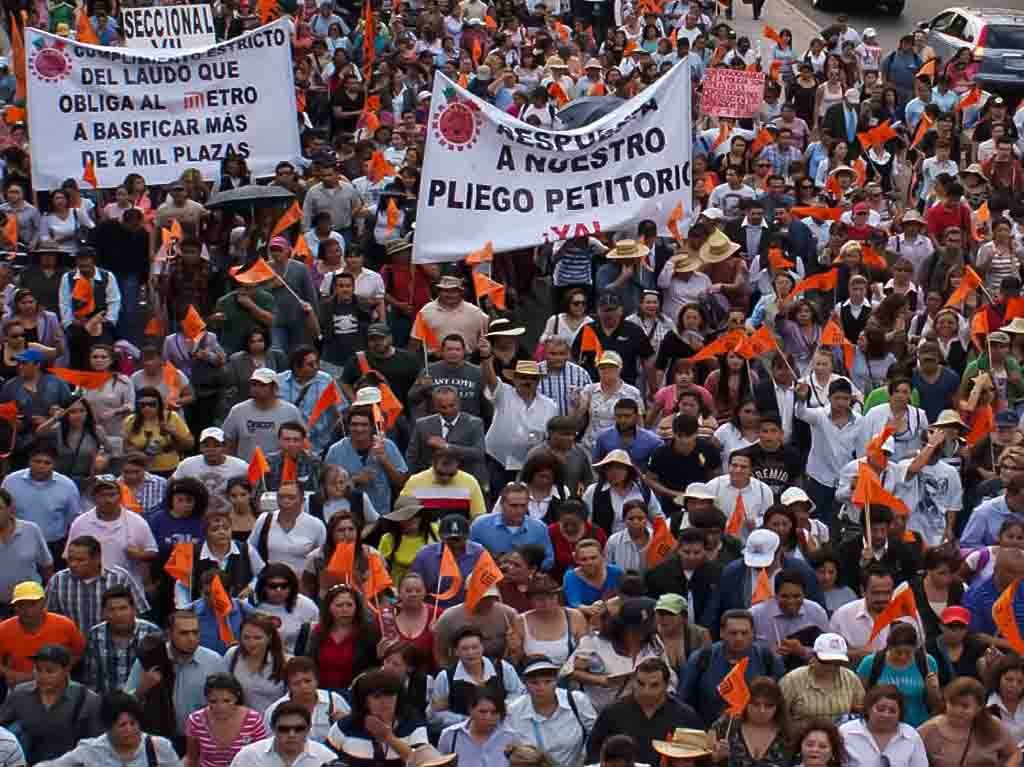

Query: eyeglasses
left=266, top=582, right=291, bottom=590
left=276, top=725, right=308, bottom=734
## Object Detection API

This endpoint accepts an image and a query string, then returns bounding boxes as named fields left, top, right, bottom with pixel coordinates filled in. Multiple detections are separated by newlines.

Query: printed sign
left=413, top=61, right=693, bottom=263
left=701, top=68, right=765, bottom=118
left=25, top=20, right=301, bottom=190
left=121, top=5, right=218, bottom=50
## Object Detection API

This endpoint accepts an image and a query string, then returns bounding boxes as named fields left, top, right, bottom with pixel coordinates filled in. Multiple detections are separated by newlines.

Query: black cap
left=439, top=514, right=470, bottom=539
left=31, top=644, right=72, bottom=667
left=597, top=291, right=622, bottom=309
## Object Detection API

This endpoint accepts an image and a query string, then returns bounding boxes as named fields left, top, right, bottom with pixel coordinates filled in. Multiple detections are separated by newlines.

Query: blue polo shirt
left=592, top=427, right=665, bottom=471
left=469, top=512, right=554, bottom=570
left=562, top=564, right=624, bottom=608
left=324, top=437, right=407, bottom=514
left=1, top=468, right=80, bottom=542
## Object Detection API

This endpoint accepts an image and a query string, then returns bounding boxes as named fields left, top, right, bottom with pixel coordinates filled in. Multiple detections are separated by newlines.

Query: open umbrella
left=556, top=95, right=625, bottom=129
left=206, top=184, right=296, bottom=210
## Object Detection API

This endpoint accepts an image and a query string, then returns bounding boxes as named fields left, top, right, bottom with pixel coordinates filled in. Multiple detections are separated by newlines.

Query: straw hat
left=698, top=231, right=741, bottom=264
left=436, top=276, right=463, bottom=289
left=933, top=409, right=968, bottom=430
left=546, top=55, right=568, bottom=70
left=829, top=165, right=856, bottom=177
left=514, top=360, right=543, bottom=377
left=408, top=746, right=457, bottom=767
left=607, top=239, right=651, bottom=260
left=593, top=448, right=634, bottom=469
left=1002, top=318, right=1024, bottom=335
left=652, top=729, right=713, bottom=759
left=487, top=318, right=527, bottom=338
left=673, top=254, right=702, bottom=273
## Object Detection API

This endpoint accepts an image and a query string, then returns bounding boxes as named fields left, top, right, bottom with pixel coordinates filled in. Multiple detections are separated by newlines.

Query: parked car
left=919, top=8, right=1024, bottom=98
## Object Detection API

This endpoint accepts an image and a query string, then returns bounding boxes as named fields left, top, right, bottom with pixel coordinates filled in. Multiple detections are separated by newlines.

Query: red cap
left=941, top=606, right=970, bottom=625
left=852, top=202, right=870, bottom=214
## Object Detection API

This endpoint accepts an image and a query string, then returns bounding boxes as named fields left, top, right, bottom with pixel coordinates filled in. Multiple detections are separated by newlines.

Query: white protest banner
left=121, top=5, right=217, bottom=50
left=701, top=68, right=765, bottom=118
left=413, top=62, right=692, bottom=263
left=25, top=19, right=300, bottom=190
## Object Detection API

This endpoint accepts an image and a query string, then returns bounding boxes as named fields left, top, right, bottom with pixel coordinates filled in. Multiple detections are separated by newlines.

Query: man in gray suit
left=406, top=386, right=488, bottom=494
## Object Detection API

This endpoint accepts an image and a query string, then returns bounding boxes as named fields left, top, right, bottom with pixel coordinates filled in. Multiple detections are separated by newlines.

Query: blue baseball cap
left=14, top=349, right=45, bottom=364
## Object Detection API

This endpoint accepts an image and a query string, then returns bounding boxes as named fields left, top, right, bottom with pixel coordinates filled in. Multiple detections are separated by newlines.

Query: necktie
left=442, top=420, right=453, bottom=439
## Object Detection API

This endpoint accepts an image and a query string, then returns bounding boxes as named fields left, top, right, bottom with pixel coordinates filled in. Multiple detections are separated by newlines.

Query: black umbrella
left=556, top=95, right=626, bottom=129
left=206, top=184, right=296, bottom=210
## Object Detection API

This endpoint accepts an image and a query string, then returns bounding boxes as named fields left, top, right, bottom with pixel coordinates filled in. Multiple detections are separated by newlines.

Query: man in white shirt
left=886, top=210, right=934, bottom=284
left=172, top=428, right=248, bottom=514
left=828, top=568, right=923, bottom=666
left=235, top=702, right=336, bottom=767
left=704, top=452, right=774, bottom=542
left=708, top=167, right=756, bottom=223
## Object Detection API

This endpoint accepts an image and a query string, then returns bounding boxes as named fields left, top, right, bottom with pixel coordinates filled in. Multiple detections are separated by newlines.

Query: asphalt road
left=774, top=0, right=956, bottom=50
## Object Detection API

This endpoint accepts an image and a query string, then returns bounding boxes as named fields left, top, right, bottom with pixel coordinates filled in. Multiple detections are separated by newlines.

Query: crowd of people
left=0, top=0, right=1019, bottom=765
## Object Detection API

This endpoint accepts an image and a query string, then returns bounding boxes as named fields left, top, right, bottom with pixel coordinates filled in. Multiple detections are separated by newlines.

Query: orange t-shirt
left=0, top=612, right=86, bottom=672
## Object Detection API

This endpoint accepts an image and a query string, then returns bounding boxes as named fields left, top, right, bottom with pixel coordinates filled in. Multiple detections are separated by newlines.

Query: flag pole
left=745, top=358, right=755, bottom=397
left=431, top=545, right=445, bottom=625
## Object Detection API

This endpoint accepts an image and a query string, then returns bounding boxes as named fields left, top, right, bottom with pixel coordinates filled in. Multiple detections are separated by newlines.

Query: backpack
left=865, top=646, right=929, bottom=689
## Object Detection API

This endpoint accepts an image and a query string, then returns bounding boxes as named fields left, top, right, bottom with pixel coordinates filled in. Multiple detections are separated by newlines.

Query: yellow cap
left=11, top=581, right=45, bottom=603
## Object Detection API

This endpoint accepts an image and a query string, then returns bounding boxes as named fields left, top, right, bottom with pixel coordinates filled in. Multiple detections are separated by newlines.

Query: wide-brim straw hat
left=652, top=729, right=713, bottom=759
left=607, top=238, right=651, bottom=260
left=593, top=448, right=634, bottom=469
left=698, top=231, right=741, bottom=264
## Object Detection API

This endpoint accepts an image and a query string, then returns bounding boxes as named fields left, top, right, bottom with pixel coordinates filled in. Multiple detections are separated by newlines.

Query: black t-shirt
left=330, top=89, right=365, bottom=135
left=572, top=320, right=655, bottom=386
left=735, top=443, right=804, bottom=499
left=320, top=298, right=371, bottom=366
left=342, top=348, right=423, bottom=402
left=647, top=440, right=721, bottom=509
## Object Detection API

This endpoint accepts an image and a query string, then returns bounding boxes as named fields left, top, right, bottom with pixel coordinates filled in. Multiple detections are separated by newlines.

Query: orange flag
left=308, top=382, right=342, bottom=430
left=432, top=544, right=464, bottom=601
left=860, top=245, right=887, bottom=271
left=327, top=541, right=356, bottom=583
left=853, top=461, right=911, bottom=517
left=623, top=39, right=638, bottom=56
left=230, top=258, right=278, bottom=285
left=75, top=11, right=100, bottom=45
left=162, top=361, right=181, bottom=407
left=548, top=81, right=570, bottom=107
left=465, top=549, right=504, bottom=613
left=825, top=173, right=844, bottom=200
left=790, top=206, right=843, bottom=222
left=853, top=157, right=867, bottom=188
left=734, top=325, right=777, bottom=360
left=82, top=158, right=98, bottom=189
left=769, top=61, right=782, bottom=82
left=50, top=368, right=112, bottom=390
left=751, top=568, right=772, bottom=605
left=820, top=319, right=845, bottom=347
left=270, top=202, right=302, bottom=239
left=975, top=201, right=991, bottom=240
left=688, top=328, right=745, bottom=363
left=164, top=542, right=194, bottom=584
left=868, top=583, right=918, bottom=642
left=768, top=247, right=794, bottom=270
left=725, top=493, right=746, bottom=536
left=71, top=277, right=95, bottom=319
left=750, top=127, right=774, bottom=159
left=169, top=218, right=183, bottom=243
left=378, top=385, right=403, bottom=431
left=916, top=58, right=937, bottom=79
left=10, top=19, right=25, bottom=103
left=470, top=37, right=482, bottom=66
left=709, top=122, right=730, bottom=151
left=384, top=198, right=400, bottom=234
left=667, top=201, right=685, bottom=242
left=144, top=316, right=163, bottom=337
left=281, top=456, right=298, bottom=483
left=717, top=657, right=751, bottom=715
left=911, top=113, right=934, bottom=149
left=120, top=482, right=142, bottom=513
left=257, top=0, right=279, bottom=24
left=579, top=324, right=604, bottom=358
left=472, top=271, right=506, bottom=310
left=247, top=447, right=270, bottom=484
left=483, top=14, right=497, bottom=30
left=710, top=45, right=726, bottom=67
left=208, top=573, right=236, bottom=645
left=866, top=424, right=896, bottom=470
left=786, top=269, right=838, bottom=301
left=367, top=151, right=396, bottom=184
left=0, top=401, right=18, bottom=427
left=363, top=554, right=393, bottom=601
left=965, top=405, right=994, bottom=448
left=293, top=236, right=313, bottom=267
left=762, top=25, right=784, bottom=47
left=3, top=106, right=24, bottom=125
left=589, top=82, right=607, bottom=96
left=993, top=579, right=1024, bottom=654
left=458, top=72, right=470, bottom=88
left=1006, top=297, right=1024, bottom=322
left=0, top=213, right=16, bottom=246
left=181, top=305, right=206, bottom=342
left=945, top=265, right=983, bottom=307
left=956, top=85, right=982, bottom=112
left=646, top=517, right=676, bottom=568
left=970, top=310, right=990, bottom=350
left=466, top=241, right=494, bottom=265
left=411, top=312, right=441, bottom=351
left=362, top=0, right=375, bottom=77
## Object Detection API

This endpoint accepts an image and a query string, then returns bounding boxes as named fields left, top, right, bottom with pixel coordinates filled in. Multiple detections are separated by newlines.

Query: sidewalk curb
left=772, top=0, right=825, bottom=37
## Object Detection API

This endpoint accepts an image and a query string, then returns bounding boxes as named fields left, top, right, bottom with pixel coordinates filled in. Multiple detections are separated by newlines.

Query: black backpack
left=865, top=646, right=930, bottom=689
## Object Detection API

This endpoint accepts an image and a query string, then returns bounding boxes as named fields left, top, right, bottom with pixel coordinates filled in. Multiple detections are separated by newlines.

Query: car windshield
left=985, top=24, right=1024, bottom=49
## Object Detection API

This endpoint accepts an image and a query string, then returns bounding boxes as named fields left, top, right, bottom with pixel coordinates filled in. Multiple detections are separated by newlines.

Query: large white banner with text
left=413, top=62, right=692, bottom=263
left=26, top=19, right=300, bottom=190
left=121, top=5, right=218, bottom=50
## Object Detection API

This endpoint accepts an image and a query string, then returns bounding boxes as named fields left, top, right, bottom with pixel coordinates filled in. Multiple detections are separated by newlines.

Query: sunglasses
left=267, top=582, right=291, bottom=590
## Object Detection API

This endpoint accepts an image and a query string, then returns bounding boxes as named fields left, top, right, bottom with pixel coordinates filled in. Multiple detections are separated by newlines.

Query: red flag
left=0, top=401, right=17, bottom=427
left=751, top=568, right=772, bottom=605
left=825, top=173, right=844, bottom=200
left=82, top=158, right=98, bottom=189
left=411, top=313, right=441, bottom=351
left=270, top=202, right=303, bottom=239
left=230, top=258, right=278, bottom=285
left=50, top=368, right=112, bottom=390
left=646, top=517, right=676, bottom=568
left=717, top=657, right=750, bottom=715
left=667, top=201, right=685, bottom=242
left=208, top=574, right=236, bottom=645
left=869, top=583, right=918, bottom=642
left=945, top=265, right=983, bottom=307
left=786, top=269, right=838, bottom=301
left=853, top=461, right=911, bottom=517
left=164, top=542, right=194, bottom=584
left=993, top=579, right=1024, bottom=654
left=734, top=325, right=777, bottom=360
left=579, top=325, right=604, bottom=358
left=247, top=447, right=270, bottom=484
left=725, top=494, right=746, bottom=536
left=432, top=544, right=463, bottom=601
left=465, top=549, right=504, bottom=612
left=472, top=271, right=506, bottom=310
left=965, top=405, right=994, bottom=448
left=308, top=382, right=342, bottom=430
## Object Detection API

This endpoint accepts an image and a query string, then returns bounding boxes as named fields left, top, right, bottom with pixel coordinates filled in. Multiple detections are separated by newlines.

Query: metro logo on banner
left=121, top=5, right=217, bottom=49
left=25, top=20, right=301, bottom=190
left=413, top=62, right=692, bottom=263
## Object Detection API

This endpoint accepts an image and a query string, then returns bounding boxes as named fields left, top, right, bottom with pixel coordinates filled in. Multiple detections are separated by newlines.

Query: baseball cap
left=941, top=606, right=970, bottom=625
left=701, top=207, right=724, bottom=221
left=250, top=367, right=278, bottom=384
left=11, top=581, right=45, bottom=603
left=15, top=349, right=46, bottom=364
left=268, top=236, right=291, bottom=251
left=522, top=657, right=561, bottom=676
left=813, top=633, right=849, bottom=662
left=200, top=427, right=225, bottom=443
left=597, top=291, right=622, bottom=309
left=852, top=202, right=869, bottom=214
left=439, top=513, right=470, bottom=539
left=93, top=475, right=120, bottom=493
left=655, top=593, right=687, bottom=615
left=31, top=644, right=71, bottom=666
left=367, top=322, right=392, bottom=338
left=744, top=529, right=780, bottom=568
left=597, top=351, right=623, bottom=368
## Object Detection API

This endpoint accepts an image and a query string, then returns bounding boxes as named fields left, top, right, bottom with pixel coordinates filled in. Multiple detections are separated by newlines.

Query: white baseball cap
left=744, top=529, right=780, bottom=568
left=199, top=427, right=225, bottom=443
left=250, top=367, right=277, bottom=384
left=813, top=633, right=849, bottom=662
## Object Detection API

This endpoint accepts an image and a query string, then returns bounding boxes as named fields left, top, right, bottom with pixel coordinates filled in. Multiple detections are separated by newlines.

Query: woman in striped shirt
left=185, top=673, right=268, bottom=767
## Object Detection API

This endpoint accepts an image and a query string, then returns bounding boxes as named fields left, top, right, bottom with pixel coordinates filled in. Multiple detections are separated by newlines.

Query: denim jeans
left=116, top=273, right=140, bottom=344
